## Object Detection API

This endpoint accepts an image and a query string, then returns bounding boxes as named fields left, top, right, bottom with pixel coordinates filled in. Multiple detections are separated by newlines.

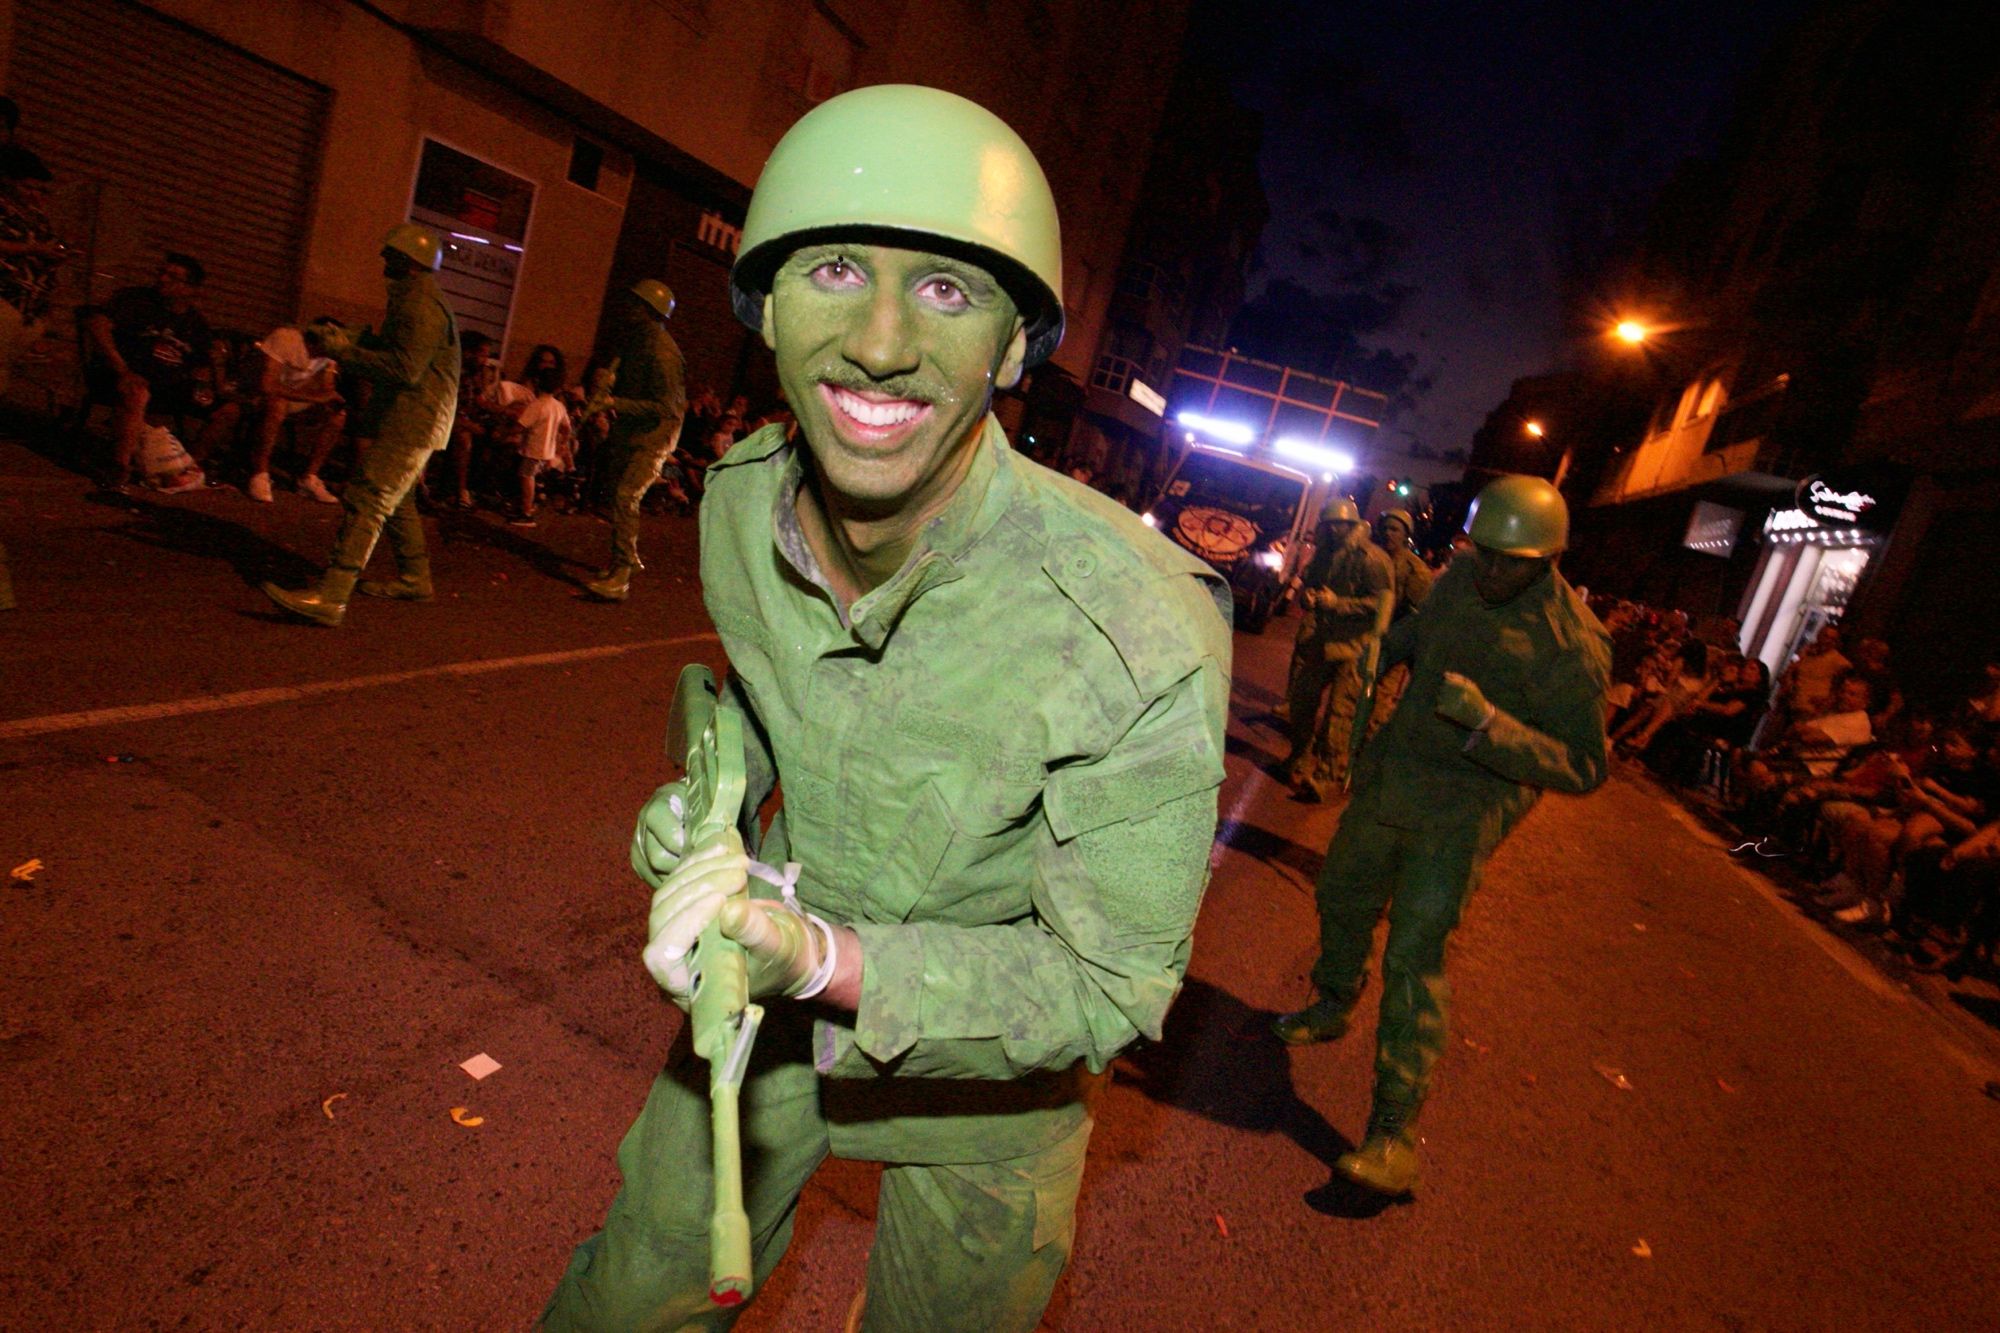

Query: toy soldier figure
left=584, top=279, right=687, bottom=602
left=1281, top=496, right=1393, bottom=800
left=544, top=85, right=1231, bottom=1332
left=262, top=224, right=458, bottom=625
left=1275, top=476, right=1609, bottom=1196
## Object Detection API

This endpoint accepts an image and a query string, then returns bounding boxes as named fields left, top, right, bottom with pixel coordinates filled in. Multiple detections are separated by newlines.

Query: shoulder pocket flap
left=1043, top=725, right=1224, bottom=843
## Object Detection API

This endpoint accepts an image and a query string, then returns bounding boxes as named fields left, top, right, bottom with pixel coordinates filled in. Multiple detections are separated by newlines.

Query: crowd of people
left=1596, top=598, right=2000, bottom=984
left=0, top=102, right=785, bottom=544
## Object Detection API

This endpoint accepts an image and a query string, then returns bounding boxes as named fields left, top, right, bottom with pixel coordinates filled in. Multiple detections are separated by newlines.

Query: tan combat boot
left=1271, top=995, right=1353, bottom=1045
left=261, top=568, right=358, bottom=627
left=1336, top=1114, right=1420, bottom=1197
left=585, top=564, right=635, bottom=602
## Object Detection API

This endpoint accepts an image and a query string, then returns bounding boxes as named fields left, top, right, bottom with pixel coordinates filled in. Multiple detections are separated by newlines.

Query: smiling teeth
left=831, top=387, right=924, bottom=427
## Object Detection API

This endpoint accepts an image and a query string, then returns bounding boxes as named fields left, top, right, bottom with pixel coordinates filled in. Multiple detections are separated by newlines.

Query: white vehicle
left=1144, top=444, right=1314, bottom=632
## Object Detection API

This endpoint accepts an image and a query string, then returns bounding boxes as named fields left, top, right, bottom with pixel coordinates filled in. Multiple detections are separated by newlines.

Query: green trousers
left=329, top=437, right=432, bottom=584
left=1285, top=640, right=1365, bottom=785
left=543, top=1025, right=1090, bottom=1333
left=605, top=431, right=681, bottom=569
left=1311, top=811, right=1485, bottom=1121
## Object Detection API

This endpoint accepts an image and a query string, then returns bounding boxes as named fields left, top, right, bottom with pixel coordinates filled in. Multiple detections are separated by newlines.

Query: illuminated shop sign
left=1797, top=475, right=1878, bottom=526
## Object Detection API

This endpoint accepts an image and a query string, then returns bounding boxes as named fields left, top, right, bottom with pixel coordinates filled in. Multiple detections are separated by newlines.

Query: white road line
left=0, top=632, right=721, bottom=741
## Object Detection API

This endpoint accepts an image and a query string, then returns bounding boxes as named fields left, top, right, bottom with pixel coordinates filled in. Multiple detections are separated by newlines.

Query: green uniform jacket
left=1354, top=558, right=1610, bottom=855
left=1301, top=536, right=1394, bottom=646
left=337, top=271, right=459, bottom=451
left=1389, top=545, right=1433, bottom=620
left=604, top=318, right=687, bottom=451
left=700, top=416, right=1233, bottom=1164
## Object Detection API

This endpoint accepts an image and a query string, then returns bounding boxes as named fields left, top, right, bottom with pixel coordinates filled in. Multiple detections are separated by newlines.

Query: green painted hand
left=1436, top=670, right=1497, bottom=730
left=629, top=779, right=693, bottom=889
left=643, top=830, right=748, bottom=1007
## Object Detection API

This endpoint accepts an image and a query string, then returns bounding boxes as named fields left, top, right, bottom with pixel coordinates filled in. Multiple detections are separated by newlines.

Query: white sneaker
left=247, top=472, right=274, bottom=503
left=299, top=474, right=338, bottom=504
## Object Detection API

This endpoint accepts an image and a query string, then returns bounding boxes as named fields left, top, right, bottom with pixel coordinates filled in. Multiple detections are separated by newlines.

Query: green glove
left=643, top=830, right=749, bottom=1007
left=314, top=321, right=355, bottom=357
left=718, top=895, right=833, bottom=1000
left=629, top=779, right=692, bottom=889
left=642, top=830, right=836, bottom=1006
left=1435, top=670, right=1498, bottom=731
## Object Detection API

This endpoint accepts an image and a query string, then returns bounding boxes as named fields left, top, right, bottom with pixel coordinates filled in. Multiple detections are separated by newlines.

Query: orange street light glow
left=1524, top=420, right=1546, bottom=438
left=1614, top=320, right=1649, bottom=344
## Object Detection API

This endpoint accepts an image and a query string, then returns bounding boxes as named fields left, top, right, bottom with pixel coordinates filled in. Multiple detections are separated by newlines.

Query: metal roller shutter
left=8, top=0, right=327, bottom=335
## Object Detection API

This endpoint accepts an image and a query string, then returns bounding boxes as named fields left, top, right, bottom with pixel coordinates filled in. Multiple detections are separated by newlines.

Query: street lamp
left=1613, top=319, right=1649, bottom=345
left=1524, top=418, right=1570, bottom=489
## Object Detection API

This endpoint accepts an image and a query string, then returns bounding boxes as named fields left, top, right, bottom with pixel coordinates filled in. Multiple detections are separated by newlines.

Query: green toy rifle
left=1344, top=586, right=1397, bottom=791
left=664, top=663, right=761, bottom=1307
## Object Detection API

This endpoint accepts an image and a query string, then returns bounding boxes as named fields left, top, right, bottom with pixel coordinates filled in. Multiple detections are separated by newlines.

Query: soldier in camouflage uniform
left=1281, top=496, right=1394, bottom=800
left=262, top=224, right=458, bottom=626
left=583, top=279, right=688, bottom=603
left=1274, top=476, right=1609, bottom=1196
left=1365, top=507, right=1434, bottom=735
left=543, top=86, right=1231, bottom=1332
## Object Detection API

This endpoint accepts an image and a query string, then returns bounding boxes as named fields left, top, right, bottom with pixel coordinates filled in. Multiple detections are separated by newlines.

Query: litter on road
left=460, top=1052, right=502, bottom=1080
left=449, top=1106, right=485, bottom=1127
left=1215, top=1214, right=1229, bottom=1238
left=1633, top=1239, right=1653, bottom=1258
left=321, top=1093, right=347, bottom=1120
left=10, top=858, right=43, bottom=883
left=1594, top=1063, right=1635, bottom=1091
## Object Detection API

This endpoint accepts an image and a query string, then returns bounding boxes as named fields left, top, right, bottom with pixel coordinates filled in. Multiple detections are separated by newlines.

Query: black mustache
left=816, top=374, right=942, bottom=407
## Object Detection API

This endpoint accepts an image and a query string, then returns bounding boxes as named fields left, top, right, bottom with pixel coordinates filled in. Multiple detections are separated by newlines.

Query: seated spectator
left=1738, top=672, right=1876, bottom=824
left=1763, top=623, right=1850, bottom=743
left=1646, top=655, right=1769, bottom=784
left=1895, top=808, right=2000, bottom=979
left=244, top=321, right=347, bottom=503
left=1849, top=637, right=1904, bottom=735
left=442, top=332, right=503, bottom=509
left=1816, top=725, right=1993, bottom=926
left=0, top=143, right=67, bottom=399
left=1614, top=638, right=1714, bottom=755
left=183, top=332, right=252, bottom=470
left=1957, top=660, right=2000, bottom=740
left=81, top=251, right=212, bottom=488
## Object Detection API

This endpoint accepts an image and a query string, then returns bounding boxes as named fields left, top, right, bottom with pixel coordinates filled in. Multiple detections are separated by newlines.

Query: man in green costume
left=262, top=224, right=458, bottom=626
left=543, top=85, right=1232, bottom=1332
left=1281, top=496, right=1393, bottom=800
left=1274, top=475, right=1609, bottom=1196
left=584, top=278, right=688, bottom=602
left=1379, top=507, right=1432, bottom=619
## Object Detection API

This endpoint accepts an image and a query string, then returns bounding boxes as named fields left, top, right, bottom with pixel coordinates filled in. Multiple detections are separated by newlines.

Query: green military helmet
left=1381, top=507, right=1415, bottom=536
left=1464, top=474, right=1568, bottom=557
left=382, top=222, right=445, bottom=272
left=631, top=278, right=675, bottom=320
left=1320, top=496, right=1362, bottom=525
left=730, top=84, right=1065, bottom=366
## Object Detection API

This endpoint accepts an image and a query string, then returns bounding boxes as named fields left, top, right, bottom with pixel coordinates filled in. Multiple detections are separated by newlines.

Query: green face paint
left=766, top=242, right=1026, bottom=517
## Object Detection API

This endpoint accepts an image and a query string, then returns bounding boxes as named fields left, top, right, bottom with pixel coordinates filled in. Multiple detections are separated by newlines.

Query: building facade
left=1563, top=0, right=2000, bottom=691
left=0, top=0, right=1188, bottom=404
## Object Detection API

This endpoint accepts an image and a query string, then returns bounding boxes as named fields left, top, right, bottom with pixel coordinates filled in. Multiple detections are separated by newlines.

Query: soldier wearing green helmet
left=1281, top=494, right=1394, bottom=800
left=1273, top=473, right=1609, bottom=1197
left=262, top=223, right=458, bottom=625
left=544, top=86, right=1229, bottom=1332
left=582, top=278, right=688, bottom=602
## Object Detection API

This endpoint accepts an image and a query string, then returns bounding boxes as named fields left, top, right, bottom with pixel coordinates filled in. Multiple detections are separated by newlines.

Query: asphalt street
left=4, top=431, right=1999, bottom=1331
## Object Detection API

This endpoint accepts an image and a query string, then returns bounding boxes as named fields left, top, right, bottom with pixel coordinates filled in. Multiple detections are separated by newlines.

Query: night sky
left=1191, top=0, right=1812, bottom=457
